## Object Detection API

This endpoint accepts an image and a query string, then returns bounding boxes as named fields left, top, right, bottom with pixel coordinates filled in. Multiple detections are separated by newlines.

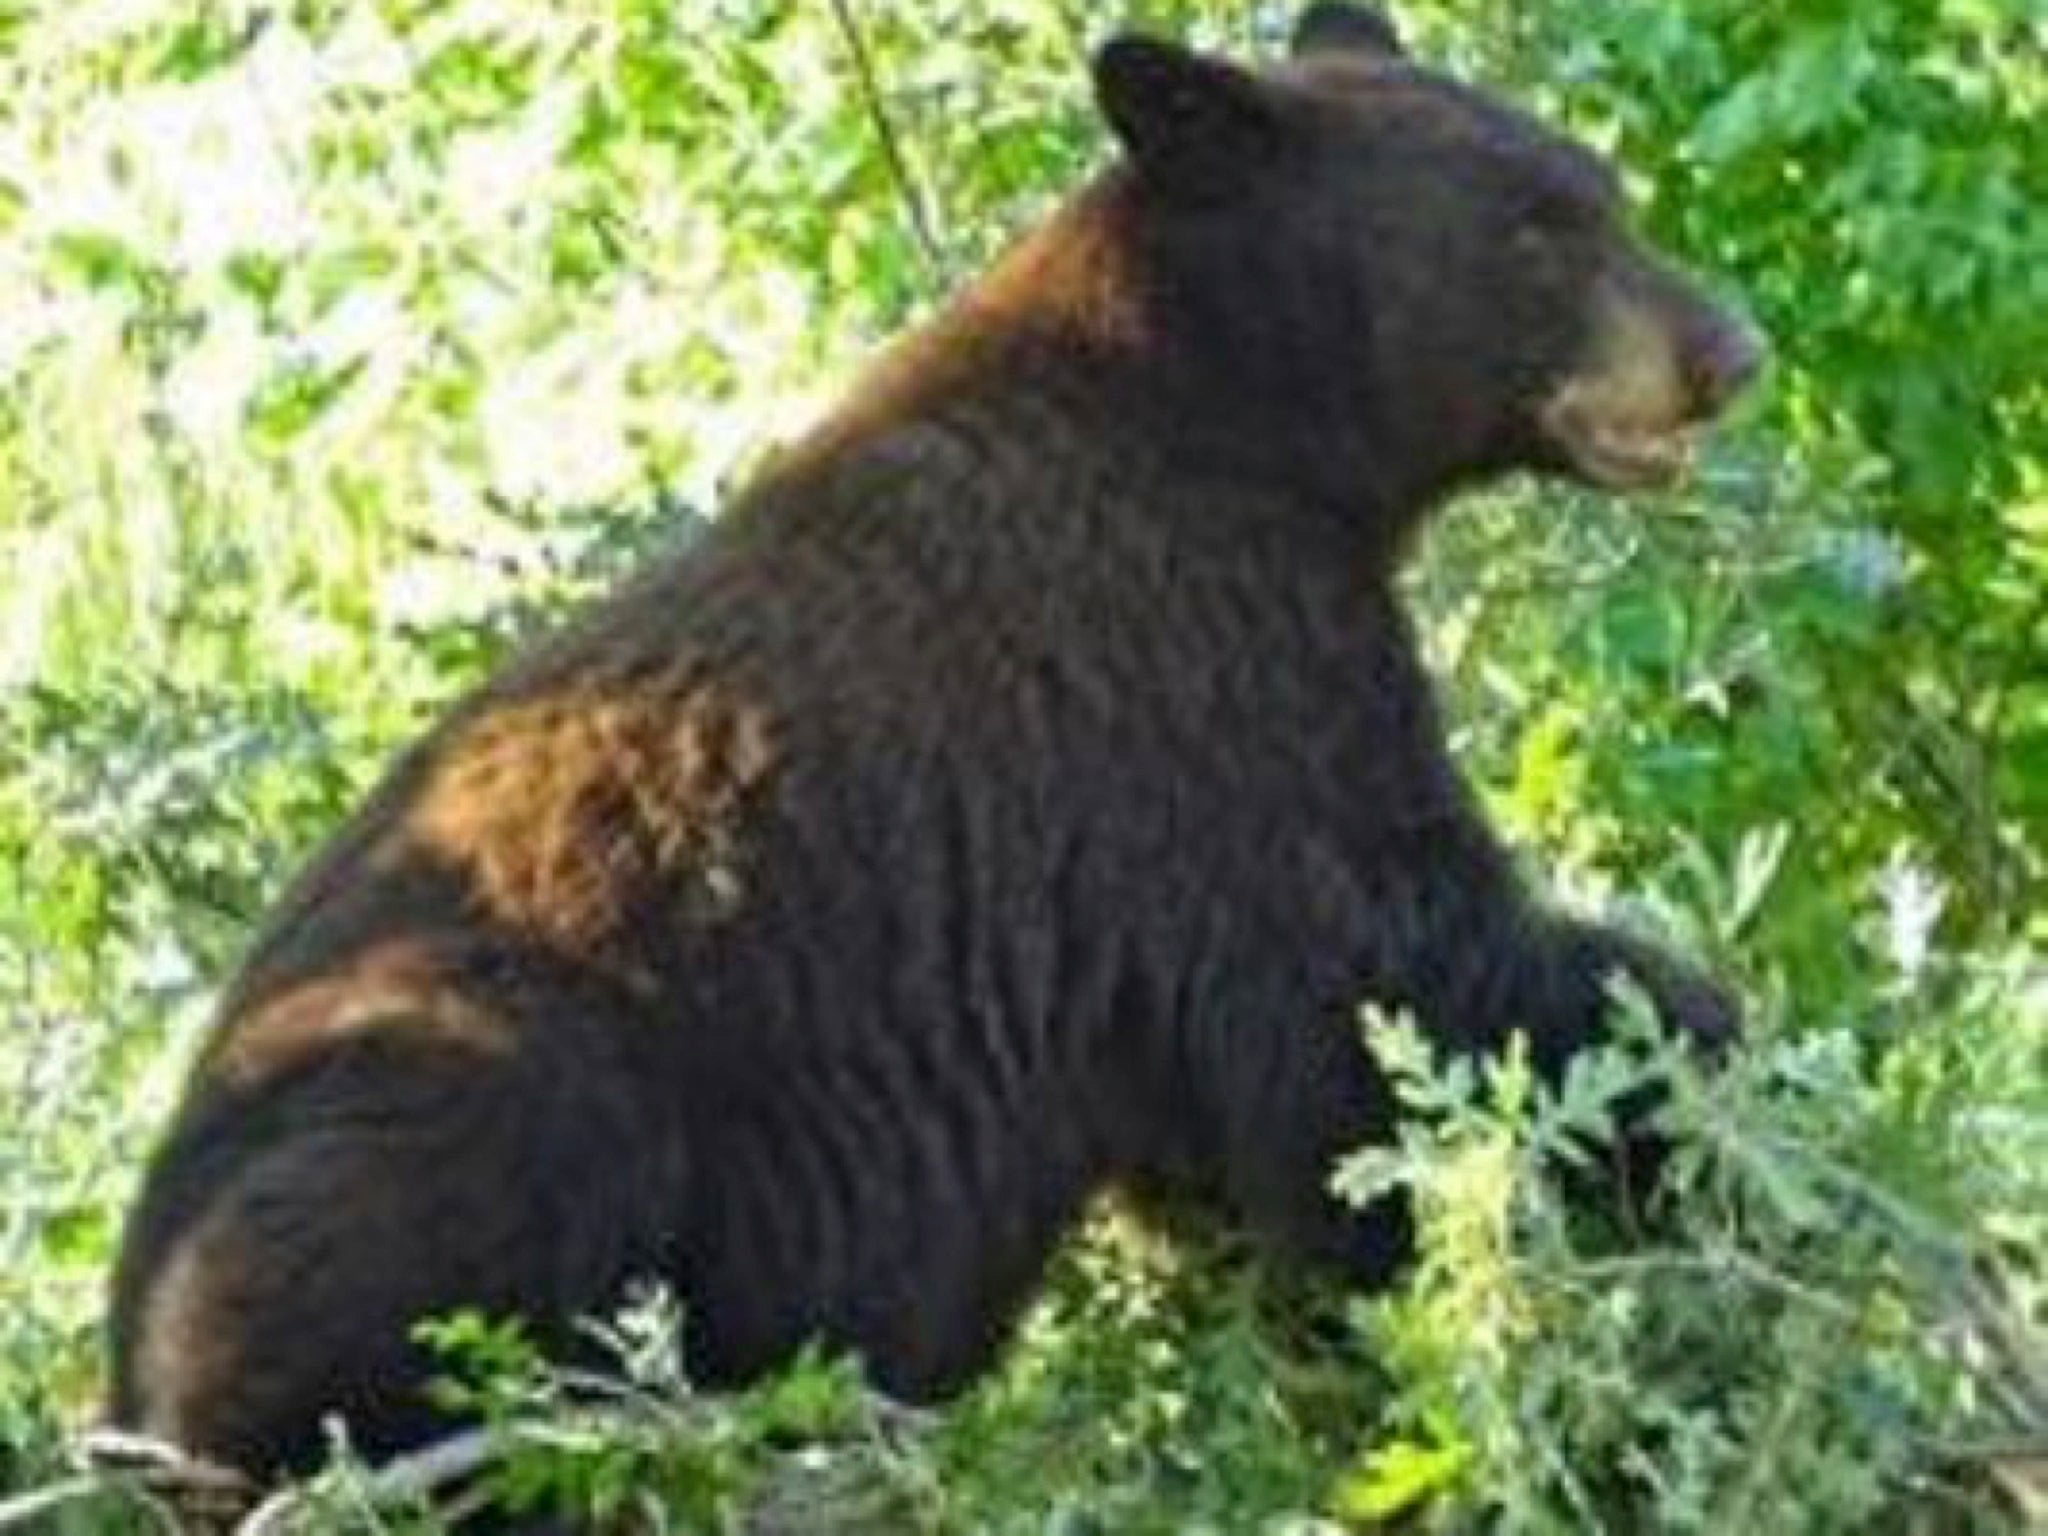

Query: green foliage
left=1491, top=0, right=2047, bottom=945
left=0, top=0, right=2041, bottom=1531
left=406, top=1295, right=898, bottom=1531
left=1339, top=995, right=2045, bottom=1532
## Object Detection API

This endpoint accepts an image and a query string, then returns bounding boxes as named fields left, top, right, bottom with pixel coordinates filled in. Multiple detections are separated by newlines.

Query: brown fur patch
left=406, top=683, right=774, bottom=946
left=203, top=965, right=515, bottom=1090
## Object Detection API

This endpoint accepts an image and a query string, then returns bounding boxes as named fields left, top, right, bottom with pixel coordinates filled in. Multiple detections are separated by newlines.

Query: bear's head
left=1087, top=3, right=1762, bottom=526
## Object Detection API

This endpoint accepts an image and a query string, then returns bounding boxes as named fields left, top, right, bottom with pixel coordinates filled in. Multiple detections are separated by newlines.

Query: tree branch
left=826, top=0, right=949, bottom=288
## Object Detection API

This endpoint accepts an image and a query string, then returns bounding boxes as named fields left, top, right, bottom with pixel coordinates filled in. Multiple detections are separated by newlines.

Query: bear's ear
left=1291, top=3, right=1405, bottom=60
left=1093, top=35, right=1283, bottom=195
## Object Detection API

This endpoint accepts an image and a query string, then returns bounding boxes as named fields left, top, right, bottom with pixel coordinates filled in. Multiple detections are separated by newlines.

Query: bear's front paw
left=1585, top=925, right=1742, bottom=1059
left=1651, top=959, right=1740, bottom=1059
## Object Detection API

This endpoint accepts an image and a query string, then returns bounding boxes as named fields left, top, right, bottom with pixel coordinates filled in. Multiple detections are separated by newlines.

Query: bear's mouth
left=1532, top=265, right=1762, bottom=495
left=1539, top=401, right=1702, bottom=492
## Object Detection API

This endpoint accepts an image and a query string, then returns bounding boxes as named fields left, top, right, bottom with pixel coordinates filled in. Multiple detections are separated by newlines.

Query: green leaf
left=1332, top=1435, right=1472, bottom=1521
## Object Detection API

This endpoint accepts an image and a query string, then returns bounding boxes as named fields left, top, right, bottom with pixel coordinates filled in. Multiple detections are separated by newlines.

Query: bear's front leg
left=1188, top=850, right=1739, bottom=1288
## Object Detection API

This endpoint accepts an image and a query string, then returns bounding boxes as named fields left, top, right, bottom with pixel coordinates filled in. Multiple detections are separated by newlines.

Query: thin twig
left=79, top=1426, right=256, bottom=1500
left=0, top=1475, right=104, bottom=1531
left=235, top=1425, right=502, bottom=1536
left=825, top=0, right=949, bottom=287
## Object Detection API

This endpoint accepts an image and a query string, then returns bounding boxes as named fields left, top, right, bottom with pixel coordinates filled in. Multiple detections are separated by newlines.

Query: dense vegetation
left=1, top=1, right=2041, bottom=1530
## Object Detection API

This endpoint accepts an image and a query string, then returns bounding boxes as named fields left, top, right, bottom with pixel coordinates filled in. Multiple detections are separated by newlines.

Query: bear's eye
left=1511, top=184, right=1595, bottom=235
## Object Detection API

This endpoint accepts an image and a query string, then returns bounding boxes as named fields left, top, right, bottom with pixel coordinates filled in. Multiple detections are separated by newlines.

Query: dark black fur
left=109, top=6, right=1751, bottom=1485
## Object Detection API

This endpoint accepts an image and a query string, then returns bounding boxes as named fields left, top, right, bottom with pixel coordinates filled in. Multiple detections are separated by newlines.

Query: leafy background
left=0, top=0, right=2041, bottom=1530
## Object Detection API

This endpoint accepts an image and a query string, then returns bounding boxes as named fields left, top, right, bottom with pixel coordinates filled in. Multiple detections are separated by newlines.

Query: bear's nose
left=1687, top=317, right=1765, bottom=415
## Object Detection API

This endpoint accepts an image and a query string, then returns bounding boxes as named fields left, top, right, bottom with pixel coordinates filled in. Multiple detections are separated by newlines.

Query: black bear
left=109, top=2, right=1759, bottom=1486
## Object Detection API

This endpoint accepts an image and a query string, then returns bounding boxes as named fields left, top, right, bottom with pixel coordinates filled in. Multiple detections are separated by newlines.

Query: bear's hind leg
left=110, top=1028, right=649, bottom=1480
